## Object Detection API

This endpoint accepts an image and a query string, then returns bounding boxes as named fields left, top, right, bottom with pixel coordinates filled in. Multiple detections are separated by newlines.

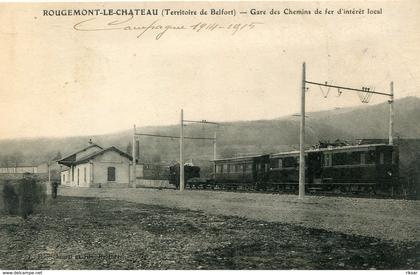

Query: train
left=214, top=143, right=398, bottom=195
left=169, top=139, right=420, bottom=199
left=168, top=163, right=201, bottom=189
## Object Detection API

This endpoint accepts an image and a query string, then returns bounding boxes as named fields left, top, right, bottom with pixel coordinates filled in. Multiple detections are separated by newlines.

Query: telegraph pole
left=48, top=161, right=51, bottom=188
left=213, top=131, right=217, bottom=161
left=132, top=124, right=136, bottom=188
left=180, top=109, right=185, bottom=191
left=299, top=62, right=306, bottom=199
left=389, top=81, right=394, bottom=145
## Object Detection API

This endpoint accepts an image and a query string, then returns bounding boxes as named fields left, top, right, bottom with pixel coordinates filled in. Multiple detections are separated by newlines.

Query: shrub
left=17, top=176, right=45, bottom=219
left=2, top=176, right=46, bottom=219
left=2, top=181, right=19, bottom=215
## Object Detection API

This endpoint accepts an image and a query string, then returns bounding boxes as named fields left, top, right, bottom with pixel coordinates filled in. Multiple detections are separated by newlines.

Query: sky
left=0, top=1, right=419, bottom=139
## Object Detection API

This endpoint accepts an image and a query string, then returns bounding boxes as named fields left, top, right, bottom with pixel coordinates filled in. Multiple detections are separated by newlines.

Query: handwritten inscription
left=73, top=16, right=263, bottom=40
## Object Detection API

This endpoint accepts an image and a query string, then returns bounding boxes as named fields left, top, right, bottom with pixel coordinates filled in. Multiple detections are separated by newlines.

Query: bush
left=2, top=176, right=46, bottom=219
left=2, top=181, right=19, bottom=215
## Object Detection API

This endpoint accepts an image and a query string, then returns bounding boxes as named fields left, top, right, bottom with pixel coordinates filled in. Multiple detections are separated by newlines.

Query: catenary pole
left=299, top=62, right=306, bottom=199
left=389, top=81, right=394, bottom=145
left=213, top=131, right=217, bottom=161
left=180, top=109, right=185, bottom=191
left=132, top=124, right=136, bottom=188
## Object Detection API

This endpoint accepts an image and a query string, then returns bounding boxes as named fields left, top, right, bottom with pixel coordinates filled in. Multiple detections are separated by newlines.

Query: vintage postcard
left=0, top=0, right=419, bottom=272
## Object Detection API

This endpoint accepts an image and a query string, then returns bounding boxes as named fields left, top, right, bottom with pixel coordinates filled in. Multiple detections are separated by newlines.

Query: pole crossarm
left=305, top=80, right=393, bottom=97
left=183, top=119, right=219, bottom=125
left=134, top=132, right=215, bottom=141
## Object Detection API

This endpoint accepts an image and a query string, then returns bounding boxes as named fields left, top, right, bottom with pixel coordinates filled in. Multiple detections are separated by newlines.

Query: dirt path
left=59, top=187, right=420, bottom=242
left=0, top=196, right=418, bottom=269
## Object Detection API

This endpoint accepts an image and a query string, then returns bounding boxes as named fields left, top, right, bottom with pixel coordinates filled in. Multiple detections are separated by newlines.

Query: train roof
left=213, top=154, right=269, bottom=162
left=271, top=143, right=393, bottom=157
left=213, top=143, right=393, bottom=163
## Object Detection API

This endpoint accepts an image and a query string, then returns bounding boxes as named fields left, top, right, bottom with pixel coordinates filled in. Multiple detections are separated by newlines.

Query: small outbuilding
left=58, top=141, right=132, bottom=188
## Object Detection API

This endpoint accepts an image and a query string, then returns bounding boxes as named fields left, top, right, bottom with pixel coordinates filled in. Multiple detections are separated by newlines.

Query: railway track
left=182, top=182, right=412, bottom=200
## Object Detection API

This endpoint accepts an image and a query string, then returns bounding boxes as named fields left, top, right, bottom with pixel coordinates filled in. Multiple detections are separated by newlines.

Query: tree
left=9, top=151, right=23, bottom=167
left=126, top=142, right=132, bottom=155
left=219, top=147, right=236, bottom=159
left=52, top=151, right=62, bottom=161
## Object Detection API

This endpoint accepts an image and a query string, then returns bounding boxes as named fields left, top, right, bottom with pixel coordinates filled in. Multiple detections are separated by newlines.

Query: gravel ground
left=59, top=187, right=420, bottom=242
left=0, top=196, right=419, bottom=270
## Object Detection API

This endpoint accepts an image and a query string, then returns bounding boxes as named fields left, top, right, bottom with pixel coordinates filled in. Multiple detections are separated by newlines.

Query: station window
left=107, top=167, right=116, bottom=181
left=223, top=164, right=228, bottom=172
left=216, top=165, right=222, bottom=173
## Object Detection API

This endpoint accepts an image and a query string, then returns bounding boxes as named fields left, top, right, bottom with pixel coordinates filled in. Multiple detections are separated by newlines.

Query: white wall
left=66, top=162, right=91, bottom=187
left=61, top=170, right=70, bottom=186
left=92, top=151, right=131, bottom=188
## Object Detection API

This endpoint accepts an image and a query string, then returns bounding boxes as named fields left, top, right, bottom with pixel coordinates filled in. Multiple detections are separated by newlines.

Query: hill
left=0, top=96, right=419, bottom=165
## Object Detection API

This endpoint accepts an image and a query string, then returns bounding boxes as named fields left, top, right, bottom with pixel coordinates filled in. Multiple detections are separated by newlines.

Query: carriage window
left=270, top=159, right=279, bottom=168
left=360, top=153, right=366, bottom=164
left=332, top=153, right=348, bottom=166
left=384, top=151, right=392, bottom=164
left=324, top=153, right=332, bottom=167
left=283, top=157, right=297, bottom=168
left=278, top=159, right=283, bottom=168
left=366, top=151, right=376, bottom=164
left=351, top=152, right=361, bottom=165
left=379, top=152, right=384, bottom=164
left=223, top=164, right=228, bottom=172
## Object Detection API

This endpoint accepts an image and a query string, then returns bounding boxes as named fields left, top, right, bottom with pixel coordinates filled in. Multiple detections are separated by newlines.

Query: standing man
left=51, top=181, right=58, bottom=199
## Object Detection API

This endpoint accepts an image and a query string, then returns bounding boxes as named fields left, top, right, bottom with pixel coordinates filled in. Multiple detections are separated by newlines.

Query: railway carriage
left=213, top=154, right=270, bottom=189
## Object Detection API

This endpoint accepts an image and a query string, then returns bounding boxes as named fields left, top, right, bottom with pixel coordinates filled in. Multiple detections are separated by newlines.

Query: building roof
left=58, top=143, right=103, bottom=165
left=58, top=145, right=131, bottom=166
